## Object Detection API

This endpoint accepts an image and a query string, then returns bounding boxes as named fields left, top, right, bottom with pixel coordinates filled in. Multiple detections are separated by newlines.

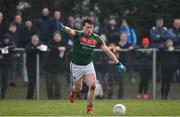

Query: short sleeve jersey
left=71, top=31, right=104, bottom=65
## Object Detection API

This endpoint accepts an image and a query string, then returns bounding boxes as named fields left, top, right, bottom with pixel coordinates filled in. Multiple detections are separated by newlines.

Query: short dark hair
left=82, top=18, right=94, bottom=26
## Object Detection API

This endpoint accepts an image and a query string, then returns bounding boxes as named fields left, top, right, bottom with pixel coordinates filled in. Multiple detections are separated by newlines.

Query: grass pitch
left=0, top=99, right=180, bottom=116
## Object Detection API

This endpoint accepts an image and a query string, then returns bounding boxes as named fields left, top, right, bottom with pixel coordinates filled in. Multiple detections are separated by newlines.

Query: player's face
left=83, top=23, right=93, bottom=36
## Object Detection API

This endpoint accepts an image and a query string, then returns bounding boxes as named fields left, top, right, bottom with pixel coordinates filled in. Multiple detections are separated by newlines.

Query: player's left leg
left=85, top=73, right=96, bottom=113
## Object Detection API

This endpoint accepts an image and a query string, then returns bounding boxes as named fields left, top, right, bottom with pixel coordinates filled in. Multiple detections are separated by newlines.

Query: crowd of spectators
left=0, top=8, right=180, bottom=100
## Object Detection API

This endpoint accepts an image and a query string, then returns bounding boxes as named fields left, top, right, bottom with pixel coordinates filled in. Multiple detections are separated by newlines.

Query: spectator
left=73, top=18, right=82, bottom=30
left=66, top=16, right=75, bottom=46
left=51, top=10, right=64, bottom=33
left=136, top=37, right=152, bottom=99
left=44, top=32, right=68, bottom=99
left=119, top=19, right=136, bottom=83
left=4, top=23, right=18, bottom=87
left=89, top=11, right=102, bottom=35
left=14, top=15, right=29, bottom=86
left=66, top=16, right=75, bottom=28
left=0, top=35, right=15, bottom=99
left=25, top=35, right=46, bottom=99
left=0, top=12, right=6, bottom=42
left=119, top=19, right=137, bottom=47
left=104, top=16, right=119, bottom=45
left=150, top=17, right=170, bottom=48
left=20, top=18, right=39, bottom=48
left=116, top=32, right=134, bottom=98
left=159, top=39, right=177, bottom=99
left=169, top=18, right=180, bottom=83
left=104, top=17, right=120, bottom=98
left=150, top=17, right=170, bottom=83
left=94, top=34, right=109, bottom=98
left=4, top=23, right=17, bottom=46
left=20, top=18, right=39, bottom=86
left=14, top=14, right=23, bottom=47
left=169, top=18, right=180, bottom=47
left=36, top=8, right=52, bottom=43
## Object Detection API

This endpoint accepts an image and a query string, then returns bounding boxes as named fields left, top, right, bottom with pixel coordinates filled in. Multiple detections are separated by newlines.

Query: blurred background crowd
left=0, top=0, right=180, bottom=100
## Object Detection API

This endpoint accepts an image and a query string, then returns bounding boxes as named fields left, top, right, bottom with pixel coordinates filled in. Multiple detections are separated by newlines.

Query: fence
left=1, top=48, right=180, bottom=100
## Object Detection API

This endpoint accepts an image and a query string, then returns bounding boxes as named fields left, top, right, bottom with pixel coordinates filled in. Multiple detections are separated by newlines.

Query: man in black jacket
left=20, top=18, right=39, bottom=48
left=44, top=31, right=68, bottom=99
left=25, top=34, right=46, bottom=99
left=0, top=35, right=15, bottom=99
left=4, top=23, right=18, bottom=87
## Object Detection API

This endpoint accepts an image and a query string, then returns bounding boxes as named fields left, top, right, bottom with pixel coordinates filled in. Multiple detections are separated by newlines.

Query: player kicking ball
left=60, top=18, right=126, bottom=114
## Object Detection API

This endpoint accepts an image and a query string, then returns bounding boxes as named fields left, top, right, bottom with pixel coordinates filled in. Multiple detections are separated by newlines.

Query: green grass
left=1, top=100, right=180, bottom=116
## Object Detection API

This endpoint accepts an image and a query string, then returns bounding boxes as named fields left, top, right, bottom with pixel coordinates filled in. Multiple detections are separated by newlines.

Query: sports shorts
left=70, top=62, right=96, bottom=81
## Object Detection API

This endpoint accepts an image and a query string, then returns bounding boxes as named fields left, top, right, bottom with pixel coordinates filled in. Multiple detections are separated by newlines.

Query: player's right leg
left=69, top=77, right=84, bottom=103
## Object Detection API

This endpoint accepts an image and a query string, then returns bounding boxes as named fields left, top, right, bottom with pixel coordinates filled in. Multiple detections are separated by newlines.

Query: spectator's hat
left=3, top=34, right=12, bottom=41
left=142, top=37, right=150, bottom=45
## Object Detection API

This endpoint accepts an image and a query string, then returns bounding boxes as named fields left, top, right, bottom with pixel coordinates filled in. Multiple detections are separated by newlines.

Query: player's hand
left=117, top=63, right=127, bottom=72
left=59, top=23, right=65, bottom=30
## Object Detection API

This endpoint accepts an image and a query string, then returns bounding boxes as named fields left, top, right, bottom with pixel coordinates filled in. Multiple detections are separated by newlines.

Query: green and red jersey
left=71, top=31, right=104, bottom=65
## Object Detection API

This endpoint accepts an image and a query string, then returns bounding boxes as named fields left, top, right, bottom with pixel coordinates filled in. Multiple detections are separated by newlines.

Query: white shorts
left=70, top=62, right=96, bottom=81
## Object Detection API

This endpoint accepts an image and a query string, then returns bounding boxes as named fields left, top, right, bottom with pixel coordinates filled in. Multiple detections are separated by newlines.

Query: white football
left=113, top=104, right=126, bottom=115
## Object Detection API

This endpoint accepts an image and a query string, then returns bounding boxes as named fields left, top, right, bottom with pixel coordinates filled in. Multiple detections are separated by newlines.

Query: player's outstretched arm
left=60, top=23, right=76, bottom=37
left=101, top=44, right=127, bottom=72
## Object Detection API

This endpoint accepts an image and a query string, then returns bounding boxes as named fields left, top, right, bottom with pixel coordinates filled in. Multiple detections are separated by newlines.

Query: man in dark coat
left=0, top=35, right=15, bottom=99
left=36, top=8, right=52, bottom=44
left=20, top=18, right=39, bottom=48
left=44, top=31, right=68, bottom=99
left=25, top=34, right=46, bottom=99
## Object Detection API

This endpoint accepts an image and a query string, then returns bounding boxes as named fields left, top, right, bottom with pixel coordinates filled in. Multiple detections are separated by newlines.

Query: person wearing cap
left=136, top=37, right=152, bottom=99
